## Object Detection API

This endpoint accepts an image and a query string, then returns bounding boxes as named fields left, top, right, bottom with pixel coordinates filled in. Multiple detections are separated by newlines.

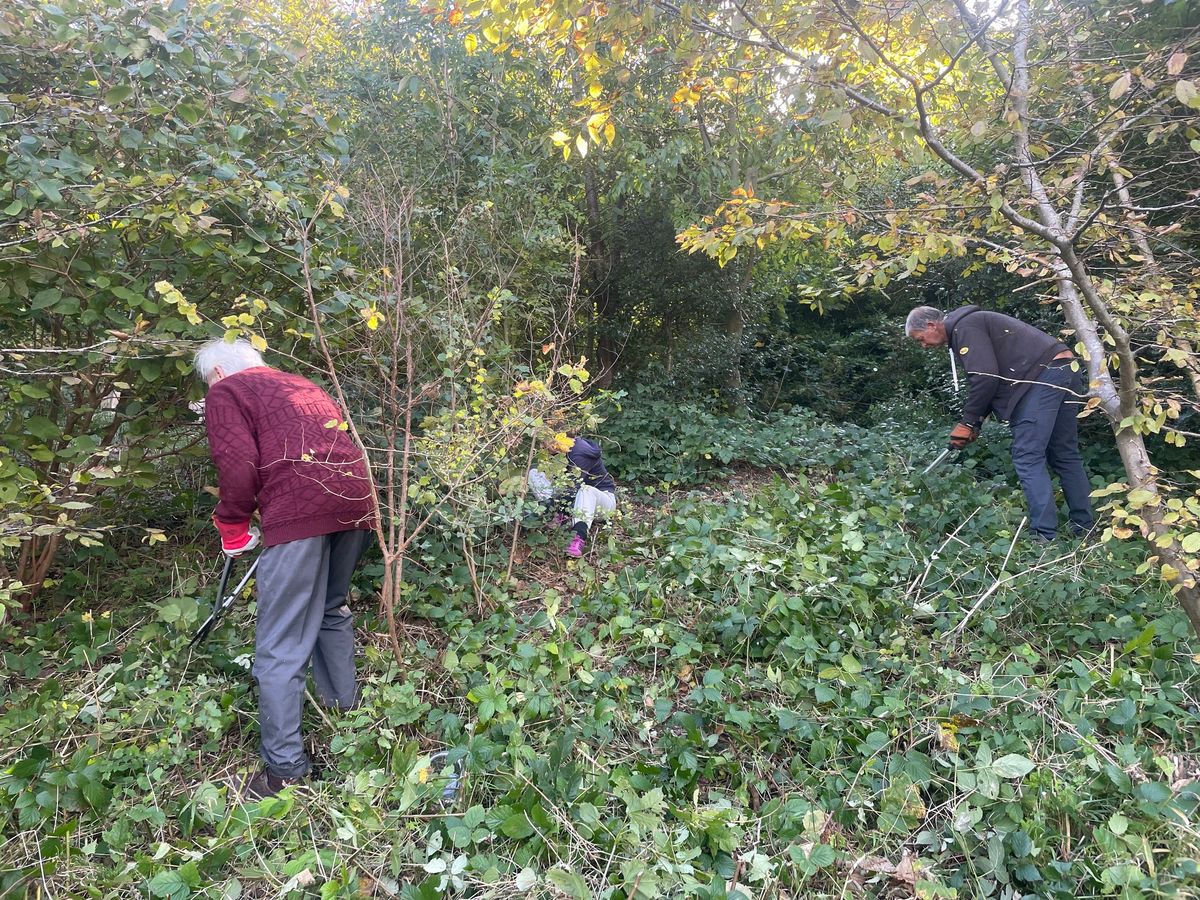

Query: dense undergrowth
left=2, top=409, right=1198, bottom=899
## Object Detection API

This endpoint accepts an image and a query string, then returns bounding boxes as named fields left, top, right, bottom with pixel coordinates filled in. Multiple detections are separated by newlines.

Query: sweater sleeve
left=205, top=383, right=261, bottom=524
left=955, top=321, right=1000, bottom=427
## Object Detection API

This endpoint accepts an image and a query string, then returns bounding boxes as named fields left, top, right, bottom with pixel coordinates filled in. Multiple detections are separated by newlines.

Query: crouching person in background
left=529, top=432, right=617, bottom=558
left=195, top=339, right=376, bottom=800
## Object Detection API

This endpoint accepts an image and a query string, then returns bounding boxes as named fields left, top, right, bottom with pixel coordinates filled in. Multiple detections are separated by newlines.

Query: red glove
left=213, top=516, right=261, bottom=557
left=948, top=422, right=980, bottom=450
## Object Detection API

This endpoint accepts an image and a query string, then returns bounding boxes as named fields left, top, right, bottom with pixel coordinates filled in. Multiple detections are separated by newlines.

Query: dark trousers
left=1009, top=362, right=1095, bottom=540
left=254, top=529, right=371, bottom=777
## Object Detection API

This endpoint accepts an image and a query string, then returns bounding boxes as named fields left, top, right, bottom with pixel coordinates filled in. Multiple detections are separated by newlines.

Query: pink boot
left=566, top=534, right=585, bottom=558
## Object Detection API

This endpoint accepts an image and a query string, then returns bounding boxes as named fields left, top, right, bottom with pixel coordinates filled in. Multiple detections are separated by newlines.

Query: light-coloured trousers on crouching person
left=254, top=528, right=371, bottom=778
left=573, top=485, right=616, bottom=528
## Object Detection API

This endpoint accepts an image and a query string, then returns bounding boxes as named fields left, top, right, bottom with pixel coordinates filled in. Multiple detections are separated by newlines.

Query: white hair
left=905, top=306, right=945, bottom=335
left=194, top=338, right=265, bottom=383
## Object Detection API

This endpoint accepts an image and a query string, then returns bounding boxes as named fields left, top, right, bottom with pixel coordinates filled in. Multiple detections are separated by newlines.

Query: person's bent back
left=206, top=367, right=374, bottom=544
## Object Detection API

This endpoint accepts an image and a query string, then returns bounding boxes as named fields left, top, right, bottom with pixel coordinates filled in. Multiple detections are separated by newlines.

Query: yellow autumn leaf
left=550, top=129, right=569, bottom=145
left=249, top=333, right=268, bottom=352
left=604, top=121, right=615, bottom=145
left=553, top=432, right=574, bottom=452
left=463, top=33, right=478, bottom=53
left=482, top=24, right=500, bottom=44
left=588, top=81, right=602, bottom=98
left=576, top=135, right=588, bottom=158
left=937, top=722, right=960, bottom=752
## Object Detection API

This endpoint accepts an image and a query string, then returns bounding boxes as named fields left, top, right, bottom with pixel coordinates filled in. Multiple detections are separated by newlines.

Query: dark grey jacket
left=944, top=305, right=1069, bottom=426
left=566, top=437, right=616, bottom=494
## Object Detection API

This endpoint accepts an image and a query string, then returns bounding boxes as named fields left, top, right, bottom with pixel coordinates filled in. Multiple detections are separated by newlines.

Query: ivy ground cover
left=2, top=418, right=1198, bottom=899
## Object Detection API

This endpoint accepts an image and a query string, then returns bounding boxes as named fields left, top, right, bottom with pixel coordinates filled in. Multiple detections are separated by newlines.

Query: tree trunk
left=724, top=296, right=744, bottom=397
left=583, top=160, right=618, bottom=388
left=722, top=254, right=756, bottom=411
left=1112, top=427, right=1200, bottom=635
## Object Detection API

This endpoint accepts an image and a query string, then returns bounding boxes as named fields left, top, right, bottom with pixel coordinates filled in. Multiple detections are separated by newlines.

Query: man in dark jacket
left=195, top=338, right=376, bottom=800
left=905, top=305, right=1095, bottom=541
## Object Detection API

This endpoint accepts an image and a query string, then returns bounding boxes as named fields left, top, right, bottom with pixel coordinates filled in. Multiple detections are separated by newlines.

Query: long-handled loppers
left=190, top=553, right=261, bottom=647
left=921, top=447, right=953, bottom=475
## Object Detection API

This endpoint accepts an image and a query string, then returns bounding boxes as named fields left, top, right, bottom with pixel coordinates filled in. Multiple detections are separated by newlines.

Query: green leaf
left=878, top=773, right=925, bottom=834
left=35, top=179, right=63, bottom=203
left=1122, top=624, right=1155, bottom=654
left=992, top=754, right=1035, bottom=779
left=500, top=812, right=535, bottom=839
left=177, top=103, right=203, bottom=125
left=105, top=84, right=134, bottom=105
left=840, top=653, right=863, bottom=675
left=31, top=288, right=62, bottom=310
left=463, top=804, right=485, bottom=829
left=148, top=869, right=191, bottom=900
left=26, top=417, right=61, bottom=442
left=546, top=868, right=591, bottom=900
left=228, top=124, right=249, bottom=143
left=808, top=844, right=836, bottom=867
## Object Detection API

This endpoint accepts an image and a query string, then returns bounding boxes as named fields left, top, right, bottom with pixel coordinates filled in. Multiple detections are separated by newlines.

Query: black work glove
left=948, top=422, right=980, bottom=450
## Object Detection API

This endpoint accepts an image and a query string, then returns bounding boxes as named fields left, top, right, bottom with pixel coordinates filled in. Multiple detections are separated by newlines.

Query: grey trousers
left=254, top=529, right=371, bottom=777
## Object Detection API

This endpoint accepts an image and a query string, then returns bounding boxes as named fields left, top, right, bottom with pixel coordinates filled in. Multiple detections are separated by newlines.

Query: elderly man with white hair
left=905, top=304, right=1094, bottom=543
left=195, top=338, right=375, bottom=800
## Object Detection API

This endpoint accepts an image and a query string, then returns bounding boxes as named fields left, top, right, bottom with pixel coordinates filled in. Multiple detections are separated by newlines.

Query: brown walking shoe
left=235, top=768, right=304, bottom=801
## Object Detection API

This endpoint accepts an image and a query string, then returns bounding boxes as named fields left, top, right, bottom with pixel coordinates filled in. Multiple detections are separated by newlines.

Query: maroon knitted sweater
left=205, top=367, right=376, bottom=546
